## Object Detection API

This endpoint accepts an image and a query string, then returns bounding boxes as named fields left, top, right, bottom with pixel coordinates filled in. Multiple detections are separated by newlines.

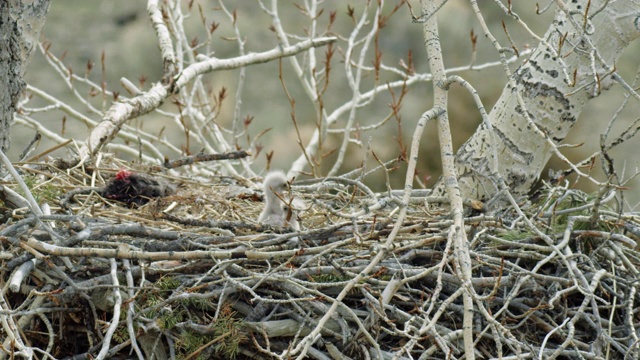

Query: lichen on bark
left=0, top=0, right=50, bottom=152
left=435, top=0, right=640, bottom=203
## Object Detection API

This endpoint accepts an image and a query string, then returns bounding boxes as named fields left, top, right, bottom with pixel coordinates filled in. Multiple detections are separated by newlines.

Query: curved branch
left=78, top=37, right=337, bottom=161
left=172, top=36, right=337, bottom=92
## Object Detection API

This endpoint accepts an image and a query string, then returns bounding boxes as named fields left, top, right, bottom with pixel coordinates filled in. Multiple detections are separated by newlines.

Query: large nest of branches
left=1, top=157, right=640, bottom=360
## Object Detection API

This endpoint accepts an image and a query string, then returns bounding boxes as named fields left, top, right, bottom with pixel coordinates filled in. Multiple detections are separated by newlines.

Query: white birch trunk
left=434, top=0, right=640, bottom=201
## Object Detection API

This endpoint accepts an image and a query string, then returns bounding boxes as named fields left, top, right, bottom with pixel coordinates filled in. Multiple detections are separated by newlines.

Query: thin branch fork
left=78, top=36, right=337, bottom=161
left=174, top=36, right=337, bottom=91
left=421, top=0, right=475, bottom=358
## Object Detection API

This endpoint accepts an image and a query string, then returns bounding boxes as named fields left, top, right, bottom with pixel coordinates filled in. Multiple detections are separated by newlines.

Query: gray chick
left=258, top=171, right=289, bottom=228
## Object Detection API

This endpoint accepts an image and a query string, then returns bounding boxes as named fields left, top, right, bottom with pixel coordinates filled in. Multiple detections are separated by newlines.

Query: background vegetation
left=18, top=0, right=639, bottom=204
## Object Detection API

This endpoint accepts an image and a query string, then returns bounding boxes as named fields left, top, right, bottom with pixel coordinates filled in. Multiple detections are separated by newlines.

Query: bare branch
left=172, top=36, right=337, bottom=91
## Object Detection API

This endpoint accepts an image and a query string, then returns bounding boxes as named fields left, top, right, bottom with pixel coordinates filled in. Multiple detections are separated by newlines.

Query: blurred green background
left=18, top=0, right=640, bottom=207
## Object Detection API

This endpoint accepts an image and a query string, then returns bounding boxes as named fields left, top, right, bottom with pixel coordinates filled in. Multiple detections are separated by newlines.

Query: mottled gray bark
left=435, top=0, right=640, bottom=202
left=0, top=0, right=51, bottom=152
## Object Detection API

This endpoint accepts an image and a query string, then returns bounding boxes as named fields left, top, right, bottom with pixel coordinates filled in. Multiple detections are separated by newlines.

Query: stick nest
left=1, top=158, right=640, bottom=360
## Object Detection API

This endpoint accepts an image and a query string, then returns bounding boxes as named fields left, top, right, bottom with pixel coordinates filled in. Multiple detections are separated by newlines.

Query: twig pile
left=1, top=159, right=639, bottom=360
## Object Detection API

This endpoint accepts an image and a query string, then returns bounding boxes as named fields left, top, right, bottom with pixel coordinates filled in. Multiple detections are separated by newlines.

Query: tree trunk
left=0, top=0, right=50, bottom=152
left=434, top=0, right=640, bottom=202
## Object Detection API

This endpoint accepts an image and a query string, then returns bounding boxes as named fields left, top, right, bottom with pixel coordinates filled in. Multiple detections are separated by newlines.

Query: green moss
left=15, top=175, right=63, bottom=204
left=499, top=230, right=534, bottom=242
left=309, top=273, right=350, bottom=283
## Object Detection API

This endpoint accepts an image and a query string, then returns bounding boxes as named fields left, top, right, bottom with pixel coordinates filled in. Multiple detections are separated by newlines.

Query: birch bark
left=433, top=0, right=640, bottom=202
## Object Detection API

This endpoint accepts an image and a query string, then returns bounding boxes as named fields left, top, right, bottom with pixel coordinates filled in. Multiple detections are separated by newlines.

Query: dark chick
left=102, top=169, right=176, bottom=206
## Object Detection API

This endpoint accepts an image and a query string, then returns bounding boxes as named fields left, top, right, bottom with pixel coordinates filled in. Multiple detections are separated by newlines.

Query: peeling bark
left=435, top=0, right=640, bottom=202
left=0, top=0, right=50, bottom=152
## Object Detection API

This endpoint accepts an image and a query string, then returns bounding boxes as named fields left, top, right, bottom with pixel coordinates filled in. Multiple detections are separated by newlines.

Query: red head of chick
left=115, top=169, right=133, bottom=181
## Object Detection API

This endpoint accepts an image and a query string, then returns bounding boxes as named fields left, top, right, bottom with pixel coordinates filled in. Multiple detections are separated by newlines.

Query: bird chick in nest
left=103, top=169, right=176, bottom=206
left=258, top=171, right=299, bottom=230
left=282, top=204, right=300, bottom=231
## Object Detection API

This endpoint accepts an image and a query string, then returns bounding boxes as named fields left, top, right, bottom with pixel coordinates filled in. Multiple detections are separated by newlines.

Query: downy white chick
left=258, top=171, right=290, bottom=228
left=282, top=204, right=300, bottom=231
